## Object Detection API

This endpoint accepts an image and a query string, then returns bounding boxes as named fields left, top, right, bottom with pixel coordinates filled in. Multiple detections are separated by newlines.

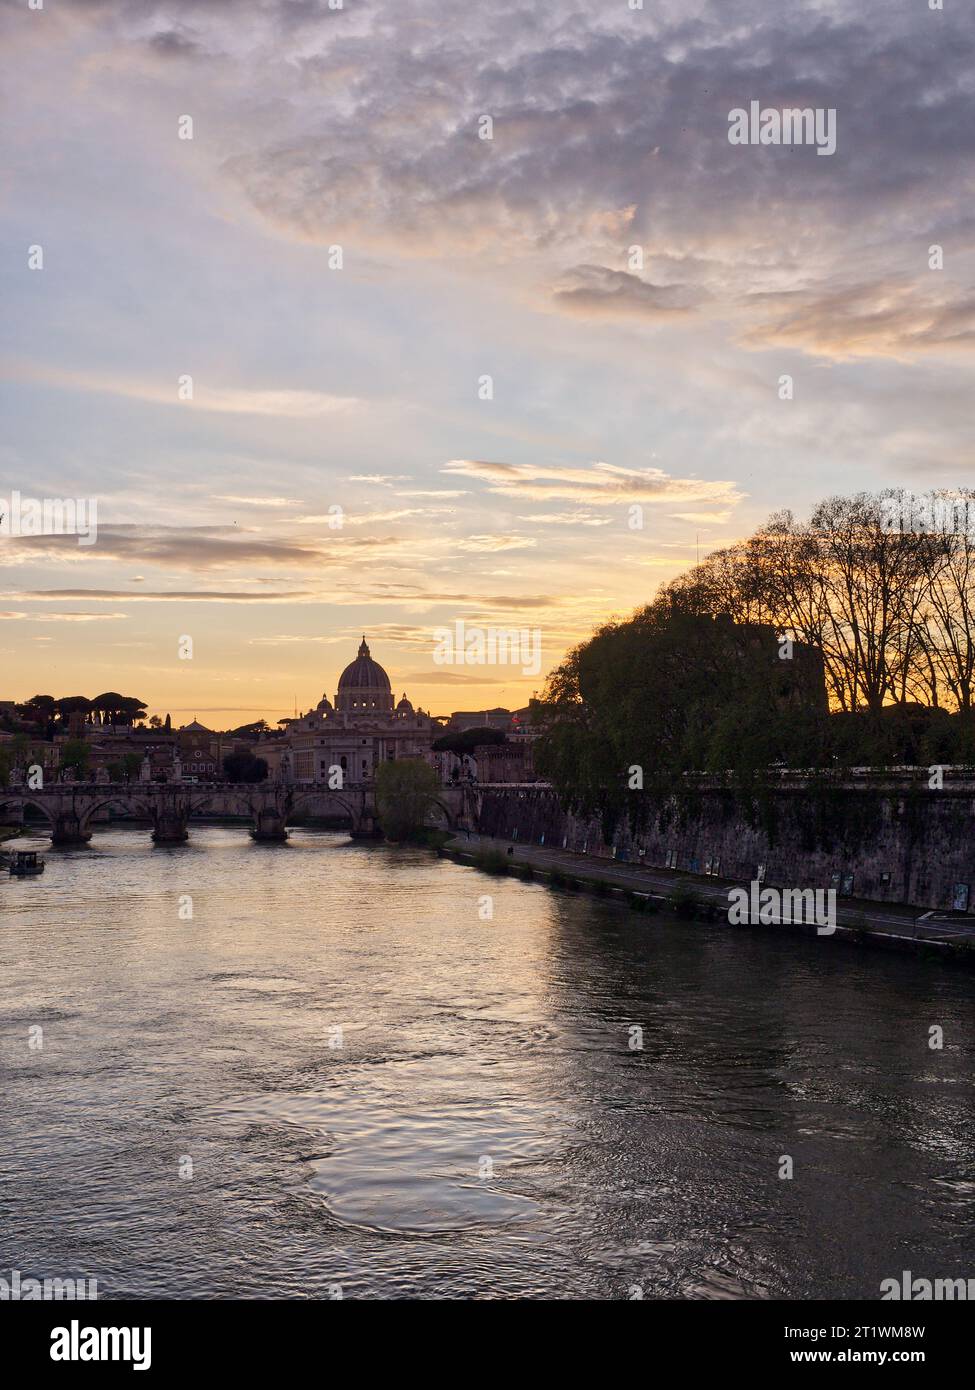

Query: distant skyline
left=3, top=0, right=973, bottom=725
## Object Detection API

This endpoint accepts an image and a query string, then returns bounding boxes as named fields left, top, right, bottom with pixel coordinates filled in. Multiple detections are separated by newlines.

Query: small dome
left=396, top=693, right=414, bottom=713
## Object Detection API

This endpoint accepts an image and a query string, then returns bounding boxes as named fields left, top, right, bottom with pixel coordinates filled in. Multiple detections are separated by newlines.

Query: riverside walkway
left=444, top=832, right=975, bottom=956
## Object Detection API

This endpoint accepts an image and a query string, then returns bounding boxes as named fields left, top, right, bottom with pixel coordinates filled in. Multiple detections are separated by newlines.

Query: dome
left=396, top=693, right=414, bottom=714
left=335, top=637, right=394, bottom=715
left=337, top=637, right=391, bottom=692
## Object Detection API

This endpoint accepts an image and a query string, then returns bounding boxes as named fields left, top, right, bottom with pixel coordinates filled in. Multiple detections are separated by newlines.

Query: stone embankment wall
left=476, top=780, right=975, bottom=912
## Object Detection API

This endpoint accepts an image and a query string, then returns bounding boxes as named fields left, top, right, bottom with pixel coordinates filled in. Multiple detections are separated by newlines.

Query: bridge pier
left=152, top=814, right=189, bottom=844
left=251, top=811, right=289, bottom=842
left=350, top=815, right=380, bottom=839
left=51, top=814, right=92, bottom=847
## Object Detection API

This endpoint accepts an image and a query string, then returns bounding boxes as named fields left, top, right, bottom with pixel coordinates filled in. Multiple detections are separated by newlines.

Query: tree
left=55, top=696, right=92, bottom=723
left=659, top=491, right=956, bottom=715
left=18, top=695, right=56, bottom=732
left=799, top=494, right=935, bottom=712
left=534, top=485, right=975, bottom=836
left=117, top=696, right=148, bottom=725
left=60, top=738, right=91, bottom=779
left=106, top=753, right=144, bottom=782
left=534, top=602, right=827, bottom=831
left=919, top=523, right=975, bottom=711
left=226, top=720, right=270, bottom=739
left=432, top=727, right=507, bottom=755
left=91, top=693, right=147, bottom=726
left=2, top=734, right=33, bottom=785
left=223, top=752, right=268, bottom=783
left=90, top=693, right=119, bottom=724
left=374, top=759, right=441, bottom=841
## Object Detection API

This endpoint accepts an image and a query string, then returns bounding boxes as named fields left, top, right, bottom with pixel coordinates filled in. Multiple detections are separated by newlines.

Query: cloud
left=1, top=524, right=397, bottom=570
left=3, top=362, right=361, bottom=417
left=397, top=669, right=512, bottom=686
left=395, top=490, right=469, bottom=498
left=0, top=611, right=129, bottom=622
left=740, top=280, right=975, bottom=362
left=518, top=511, right=611, bottom=526
left=3, top=589, right=311, bottom=603
left=246, top=634, right=343, bottom=646
left=247, top=623, right=439, bottom=650
left=15, top=1, right=975, bottom=335
left=165, top=384, right=364, bottom=419
left=443, top=459, right=743, bottom=508
left=139, top=0, right=975, bottom=324
left=212, top=495, right=302, bottom=508
left=147, top=28, right=204, bottom=60
left=330, top=508, right=455, bottom=526
left=348, top=474, right=412, bottom=486
left=552, top=266, right=702, bottom=320
left=455, top=534, right=538, bottom=552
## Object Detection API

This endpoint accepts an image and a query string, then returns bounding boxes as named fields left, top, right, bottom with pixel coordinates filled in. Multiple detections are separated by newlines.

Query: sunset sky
left=2, top=0, right=973, bottom=725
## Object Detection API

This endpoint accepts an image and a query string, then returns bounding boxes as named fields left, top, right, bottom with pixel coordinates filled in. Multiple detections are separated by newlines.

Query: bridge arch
left=183, top=790, right=258, bottom=821
left=425, top=797, right=456, bottom=829
left=0, top=796, right=57, bottom=830
left=74, top=796, right=158, bottom=830
left=287, top=789, right=361, bottom=832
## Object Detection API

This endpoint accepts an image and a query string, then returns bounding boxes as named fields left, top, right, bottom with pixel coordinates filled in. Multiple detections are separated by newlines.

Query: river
left=1, top=824, right=972, bottom=1299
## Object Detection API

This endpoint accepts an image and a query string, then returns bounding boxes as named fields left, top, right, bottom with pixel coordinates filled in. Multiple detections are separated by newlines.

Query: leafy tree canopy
left=374, top=759, right=441, bottom=841
left=432, top=727, right=507, bottom=754
left=223, top=752, right=268, bottom=783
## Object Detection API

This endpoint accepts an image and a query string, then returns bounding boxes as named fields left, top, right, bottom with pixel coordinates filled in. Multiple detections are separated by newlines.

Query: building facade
left=265, top=637, right=438, bottom=786
left=473, top=740, right=537, bottom=783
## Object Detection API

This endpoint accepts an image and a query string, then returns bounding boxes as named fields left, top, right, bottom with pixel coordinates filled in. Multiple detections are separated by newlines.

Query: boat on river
left=7, top=850, right=45, bottom=876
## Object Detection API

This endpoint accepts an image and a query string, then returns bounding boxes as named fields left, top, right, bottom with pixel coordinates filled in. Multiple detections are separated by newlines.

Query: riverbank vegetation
left=374, top=759, right=442, bottom=842
left=534, top=489, right=975, bottom=841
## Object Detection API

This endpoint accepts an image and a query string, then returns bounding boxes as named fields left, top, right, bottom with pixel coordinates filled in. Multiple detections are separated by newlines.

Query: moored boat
left=7, top=850, right=45, bottom=876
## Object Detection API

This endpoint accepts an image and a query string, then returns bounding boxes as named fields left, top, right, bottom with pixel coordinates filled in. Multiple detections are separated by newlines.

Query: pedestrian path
left=445, top=832, right=975, bottom=950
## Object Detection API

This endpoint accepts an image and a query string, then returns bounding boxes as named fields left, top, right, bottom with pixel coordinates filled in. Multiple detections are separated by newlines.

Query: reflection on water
left=1, top=825, right=973, bottom=1299
left=215, top=1078, right=544, bottom=1233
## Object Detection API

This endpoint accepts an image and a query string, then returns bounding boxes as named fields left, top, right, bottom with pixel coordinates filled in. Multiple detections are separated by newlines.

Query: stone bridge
left=0, top=782, right=476, bottom=845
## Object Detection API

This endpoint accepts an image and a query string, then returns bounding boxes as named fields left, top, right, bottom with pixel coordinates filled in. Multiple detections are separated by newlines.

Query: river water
left=1, top=824, right=972, bottom=1300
